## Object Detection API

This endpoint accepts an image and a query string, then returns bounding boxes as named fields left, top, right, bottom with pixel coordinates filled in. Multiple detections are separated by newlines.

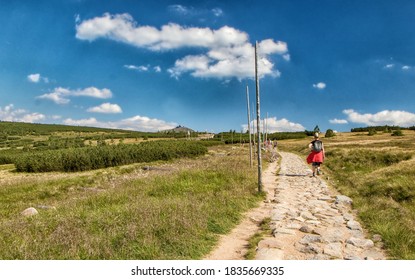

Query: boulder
left=21, top=207, right=38, bottom=217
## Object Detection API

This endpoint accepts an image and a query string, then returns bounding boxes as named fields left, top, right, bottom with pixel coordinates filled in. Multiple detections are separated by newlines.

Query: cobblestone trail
left=256, top=151, right=386, bottom=260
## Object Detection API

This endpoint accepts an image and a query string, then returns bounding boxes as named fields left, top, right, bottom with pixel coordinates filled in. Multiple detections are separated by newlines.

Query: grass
left=0, top=145, right=263, bottom=259
left=278, top=131, right=415, bottom=259
left=245, top=217, right=272, bottom=260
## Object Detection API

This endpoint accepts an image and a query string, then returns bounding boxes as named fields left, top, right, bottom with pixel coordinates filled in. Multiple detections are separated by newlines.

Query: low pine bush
left=15, top=141, right=208, bottom=173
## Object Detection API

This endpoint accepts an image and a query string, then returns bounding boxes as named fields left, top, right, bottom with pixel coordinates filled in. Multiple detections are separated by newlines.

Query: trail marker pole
left=255, top=42, right=263, bottom=192
left=246, top=85, right=253, bottom=168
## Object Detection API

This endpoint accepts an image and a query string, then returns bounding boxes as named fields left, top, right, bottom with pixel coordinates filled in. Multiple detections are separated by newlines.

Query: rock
left=323, top=242, right=344, bottom=259
left=255, top=248, right=284, bottom=260
left=299, top=225, right=314, bottom=233
left=257, top=239, right=284, bottom=250
left=372, top=234, right=383, bottom=242
left=335, top=195, right=353, bottom=205
left=299, top=234, right=321, bottom=245
left=21, top=207, right=38, bottom=217
left=321, top=228, right=346, bottom=243
left=343, top=213, right=354, bottom=221
left=286, top=222, right=302, bottom=230
left=346, top=237, right=374, bottom=249
left=300, top=211, right=316, bottom=220
left=273, top=228, right=297, bottom=236
left=310, top=254, right=330, bottom=260
left=347, top=220, right=363, bottom=231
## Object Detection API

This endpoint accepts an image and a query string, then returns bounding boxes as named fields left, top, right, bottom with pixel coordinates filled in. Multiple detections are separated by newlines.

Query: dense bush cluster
left=14, top=141, right=208, bottom=172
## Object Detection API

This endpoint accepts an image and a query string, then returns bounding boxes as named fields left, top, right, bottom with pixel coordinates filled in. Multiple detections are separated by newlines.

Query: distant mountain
left=161, top=125, right=195, bottom=133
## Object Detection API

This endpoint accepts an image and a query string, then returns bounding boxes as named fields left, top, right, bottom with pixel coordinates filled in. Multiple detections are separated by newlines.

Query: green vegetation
left=0, top=145, right=262, bottom=259
left=214, top=131, right=309, bottom=144
left=14, top=141, right=208, bottom=172
left=325, top=129, right=335, bottom=138
left=278, top=131, right=415, bottom=259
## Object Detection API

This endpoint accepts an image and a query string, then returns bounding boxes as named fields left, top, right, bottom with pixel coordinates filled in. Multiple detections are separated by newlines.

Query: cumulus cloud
left=37, top=87, right=112, bottom=105
left=343, top=109, right=415, bottom=127
left=329, top=118, right=348, bottom=124
left=64, top=115, right=177, bottom=132
left=76, top=13, right=288, bottom=80
left=242, top=117, right=305, bottom=133
left=87, top=103, right=122, bottom=114
left=0, top=104, right=45, bottom=123
left=313, top=82, right=326, bottom=90
left=27, top=73, right=49, bottom=83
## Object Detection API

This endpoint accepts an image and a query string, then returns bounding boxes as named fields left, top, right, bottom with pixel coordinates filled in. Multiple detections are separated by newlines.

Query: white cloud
left=168, top=5, right=191, bottom=15
left=329, top=118, right=348, bottom=124
left=87, top=103, right=122, bottom=114
left=313, top=82, right=326, bottom=90
left=0, top=104, right=45, bottom=123
left=27, top=73, right=40, bottom=83
left=402, top=65, right=411, bottom=70
left=37, top=87, right=112, bottom=104
left=76, top=13, right=288, bottom=80
left=27, top=73, right=49, bottom=83
left=242, top=117, right=305, bottom=133
left=64, top=115, right=177, bottom=132
left=212, top=8, right=224, bottom=17
left=343, top=109, right=415, bottom=127
left=124, top=65, right=140, bottom=70
left=384, top=64, right=394, bottom=69
left=125, top=64, right=162, bottom=73
left=124, top=64, right=148, bottom=71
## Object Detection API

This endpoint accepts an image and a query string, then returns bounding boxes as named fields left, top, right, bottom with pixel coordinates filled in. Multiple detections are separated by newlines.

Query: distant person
left=307, top=132, right=325, bottom=177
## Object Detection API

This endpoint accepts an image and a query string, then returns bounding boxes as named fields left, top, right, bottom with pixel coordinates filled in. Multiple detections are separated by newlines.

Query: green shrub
left=325, top=129, right=335, bottom=138
left=15, top=141, right=208, bottom=173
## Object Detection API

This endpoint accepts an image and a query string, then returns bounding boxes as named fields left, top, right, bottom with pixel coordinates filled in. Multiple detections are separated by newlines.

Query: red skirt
left=307, top=151, right=324, bottom=164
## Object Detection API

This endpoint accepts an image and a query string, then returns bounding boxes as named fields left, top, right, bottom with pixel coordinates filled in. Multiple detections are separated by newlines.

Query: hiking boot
left=317, top=168, right=322, bottom=175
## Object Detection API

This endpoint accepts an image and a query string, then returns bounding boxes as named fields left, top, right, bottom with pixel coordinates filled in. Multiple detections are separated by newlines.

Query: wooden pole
left=246, top=85, right=253, bottom=168
left=255, top=41, right=263, bottom=192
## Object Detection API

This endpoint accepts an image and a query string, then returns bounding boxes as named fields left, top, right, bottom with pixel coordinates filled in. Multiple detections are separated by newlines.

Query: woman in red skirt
left=307, top=132, right=325, bottom=177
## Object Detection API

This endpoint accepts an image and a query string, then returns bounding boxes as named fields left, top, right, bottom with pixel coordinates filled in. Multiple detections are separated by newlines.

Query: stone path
left=256, top=151, right=386, bottom=260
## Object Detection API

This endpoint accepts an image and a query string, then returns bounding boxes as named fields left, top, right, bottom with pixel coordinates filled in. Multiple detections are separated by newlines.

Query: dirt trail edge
left=204, top=151, right=386, bottom=260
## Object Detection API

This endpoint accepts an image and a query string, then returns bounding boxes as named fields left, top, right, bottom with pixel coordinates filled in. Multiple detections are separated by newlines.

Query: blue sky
left=1, top=0, right=415, bottom=133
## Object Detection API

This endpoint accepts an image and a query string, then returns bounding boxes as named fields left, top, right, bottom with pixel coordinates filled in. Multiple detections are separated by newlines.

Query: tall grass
left=0, top=145, right=262, bottom=259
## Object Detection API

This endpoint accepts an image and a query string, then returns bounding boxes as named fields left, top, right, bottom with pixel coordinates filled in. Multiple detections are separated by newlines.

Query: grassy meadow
left=0, top=142, right=263, bottom=259
left=278, top=130, right=415, bottom=259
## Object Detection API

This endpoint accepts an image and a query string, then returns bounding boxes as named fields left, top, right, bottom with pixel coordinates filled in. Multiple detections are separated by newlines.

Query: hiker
left=307, top=132, right=325, bottom=177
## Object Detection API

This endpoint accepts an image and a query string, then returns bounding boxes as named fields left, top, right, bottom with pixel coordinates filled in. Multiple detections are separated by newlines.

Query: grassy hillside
left=278, top=130, right=415, bottom=259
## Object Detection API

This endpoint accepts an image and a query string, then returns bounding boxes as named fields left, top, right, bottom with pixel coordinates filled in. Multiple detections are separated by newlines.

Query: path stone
left=255, top=151, right=386, bottom=260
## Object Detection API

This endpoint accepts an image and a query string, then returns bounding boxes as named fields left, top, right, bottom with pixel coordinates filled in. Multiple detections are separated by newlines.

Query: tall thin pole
left=265, top=112, right=269, bottom=144
left=255, top=41, right=263, bottom=192
left=246, top=85, right=253, bottom=168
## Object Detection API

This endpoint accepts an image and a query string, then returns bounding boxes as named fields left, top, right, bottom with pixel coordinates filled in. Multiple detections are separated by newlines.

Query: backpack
left=312, top=140, right=322, bottom=152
